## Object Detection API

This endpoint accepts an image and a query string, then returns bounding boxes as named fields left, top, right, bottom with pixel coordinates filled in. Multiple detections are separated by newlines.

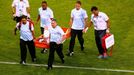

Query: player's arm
left=84, top=17, right=88, bottom=29
left=69, top=18, right=73, bottom=28
left=12, top=5, right=16, bottom=17
left=26, top=7, right=30, bottom=17
left=103, top=13, right=110, bottom=33
left=26, top=7, right=30, bottom=14
left=11, top=1, right=16, bottom=15
left=31, top=30, right=36, bottom=39
left=35, top=15, right=40, bottom=24
left=88, top=21, right=93, bottom=28
left=82, top=20, right=92, bottom=33
left=12, top=6, right=16, bottom=14
left=49, top=9, right=54, bottom=20
left=31, top=25, right=36, bottom=39
left=106, top=19, right=110, bottom=29
left=14, top=27, right=17, bottom=35
left=59, top=28, right=66, bottom=44
left=106, top=19, right=110, bottom=33
left=69, top=10, right=74, bottom=29
left=25, top=0, right=30, bottom=18
left=82, top=10, right=89, bottom=33
left=14, top=23, right=19, bottom=35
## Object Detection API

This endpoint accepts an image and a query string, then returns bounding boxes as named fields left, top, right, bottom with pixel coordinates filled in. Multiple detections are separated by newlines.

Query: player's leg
left=56, top=44, right=64, bottom=63
left=27, top=40, right=37, bottom=62
left=67, top=29, right=77, bottom=56
left=77, top=30, right=84, bottom=51
left=20, top=39, right=27, bottom=64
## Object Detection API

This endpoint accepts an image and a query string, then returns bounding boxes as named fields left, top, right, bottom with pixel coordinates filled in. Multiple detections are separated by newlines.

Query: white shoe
left=98, top=55, right=103, bottom=59
left=67, top=52, right=74, bottom=56
left=20, top=61, right=26, bottom=65
left=41, top=49, right=48, bottom=54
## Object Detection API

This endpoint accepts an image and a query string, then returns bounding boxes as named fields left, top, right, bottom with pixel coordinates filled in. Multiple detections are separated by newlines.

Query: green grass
left=0, top=0, right=134, bottom=75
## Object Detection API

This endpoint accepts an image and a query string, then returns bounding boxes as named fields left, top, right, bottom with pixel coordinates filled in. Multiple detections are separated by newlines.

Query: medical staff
left=12, top=0, right=30, bottom=23
left=87, top=6, right=110, bottom=59
left=67, top=1, right=88, bottom=56
left=14, top=15, right=36, bottom=64
left=47, top=19, right=65, bottom=70
left=36, top=1, right=54, bottom=53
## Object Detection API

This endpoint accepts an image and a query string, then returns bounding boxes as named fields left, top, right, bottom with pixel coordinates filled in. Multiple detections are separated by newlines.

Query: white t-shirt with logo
left=71, top=8, right=88, bottom=30
left=91, top=12, right=109, bottom=30
left=12, top=0, right=29, bottom=17
left=49, top=26, right=64, bottom=44
left=16, top=21, right=34, bottom=41
left=38, top=7, right=54, bottom=28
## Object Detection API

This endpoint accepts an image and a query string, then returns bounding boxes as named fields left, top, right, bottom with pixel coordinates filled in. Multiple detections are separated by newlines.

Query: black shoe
left=32, top=58, right=37, bottom=62
left=66, top=52, right=74, bottom=56
left=61, top=58, right=65, bottom=64
left=20, top=61, right=26, bottom=65
left=41, top=49, right=48, bottom=54
left=47, top=66, right=53, bottom=70
left=81, top=46, right=84, bottom=51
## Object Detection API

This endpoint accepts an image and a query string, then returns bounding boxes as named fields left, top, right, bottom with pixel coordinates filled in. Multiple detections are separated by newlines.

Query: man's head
left=21, top=15, right=27, bottom=24
left=42, top=1, right=47, bottom=10
left=51, top=19, right=57, bottom=28
left=91, top=6, right=99, bottom=16
left=75, top=1, right=81, bottom=10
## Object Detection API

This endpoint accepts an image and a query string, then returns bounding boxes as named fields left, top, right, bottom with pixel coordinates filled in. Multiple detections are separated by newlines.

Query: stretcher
left=34, top=28, right=70, bottom=48
left=102, top=33, right=115, bottom=56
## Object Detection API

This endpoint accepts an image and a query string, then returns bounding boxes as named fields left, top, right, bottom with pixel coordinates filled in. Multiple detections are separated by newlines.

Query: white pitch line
left=0, top=61, right=134, bottom=73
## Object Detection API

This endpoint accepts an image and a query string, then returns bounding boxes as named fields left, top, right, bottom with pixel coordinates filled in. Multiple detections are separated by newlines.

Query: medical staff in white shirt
left=12, top=0, right=29, bottom=7
left=67, top=1, right=88, bottom=56
left=36, top=1, right=54, bottom=53
left=14, top=15, right=36, bottom=64
left=87, top=6, right=110, bottom=59
left=12, top=0, right=30, bottom=23
left=36, top=1, right=54, bottom=34
left=47, top=19, right=65, bottom=70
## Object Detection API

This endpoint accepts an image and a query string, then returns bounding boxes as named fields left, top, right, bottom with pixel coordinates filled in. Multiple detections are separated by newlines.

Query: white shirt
left=38, top=7, right=54, bottom=28
left=71, top=8, right=88, bottom=30
left=16, top=21, right=34, bottom=41
left=12, top=0, right=29, bottom=7
left=49, top=26, right=64, bottom=44
left=12, top=0, right=29, bottom=17
left=91, top=12, right=109, bottom=30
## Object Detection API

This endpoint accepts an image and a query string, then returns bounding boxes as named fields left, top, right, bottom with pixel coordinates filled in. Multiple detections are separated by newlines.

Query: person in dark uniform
left=14, top=15, right=36, bottom=64
left=47, top=19, right=65, bottom=70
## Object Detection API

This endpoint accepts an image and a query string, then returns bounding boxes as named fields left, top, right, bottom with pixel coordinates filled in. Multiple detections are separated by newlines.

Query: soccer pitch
left=0, top=0, right=134, bottom=75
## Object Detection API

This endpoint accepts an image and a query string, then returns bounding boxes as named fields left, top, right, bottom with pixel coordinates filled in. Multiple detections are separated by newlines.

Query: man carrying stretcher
left=46, top=19, right=66, bottom=70
left=35, top=19, right=66, bottom=70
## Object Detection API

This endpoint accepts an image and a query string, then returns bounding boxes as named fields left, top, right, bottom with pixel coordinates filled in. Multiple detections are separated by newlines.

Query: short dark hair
left=52, top=18, right=57, bottom=22
left=21, top=15, right=27, bottom=19
left=91, top=6, right=98, bottom=11
left=76, top=1, right=82, bottom=5
left=42, top=1, right=47, bottom=4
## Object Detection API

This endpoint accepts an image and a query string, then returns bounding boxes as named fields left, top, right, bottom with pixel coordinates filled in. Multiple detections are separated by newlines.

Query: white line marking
left=0, top=61, right=134, bottom=73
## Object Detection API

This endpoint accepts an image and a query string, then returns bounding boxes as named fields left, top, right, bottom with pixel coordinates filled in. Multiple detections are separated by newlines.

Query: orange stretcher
left=34, top=28, right=70, bottom=48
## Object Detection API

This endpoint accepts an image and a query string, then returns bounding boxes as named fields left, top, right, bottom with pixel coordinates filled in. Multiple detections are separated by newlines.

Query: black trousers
left=69, top=29, right=84, bottom=52
left=95, top=30, right=106, bottom=55
left=40, top=27, right=44, bottom=34
left=20, top=39, right=36, bottom=62
left=48, top=42, right=64, bottom=67
left=40, top=27, right=46, bottom=50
